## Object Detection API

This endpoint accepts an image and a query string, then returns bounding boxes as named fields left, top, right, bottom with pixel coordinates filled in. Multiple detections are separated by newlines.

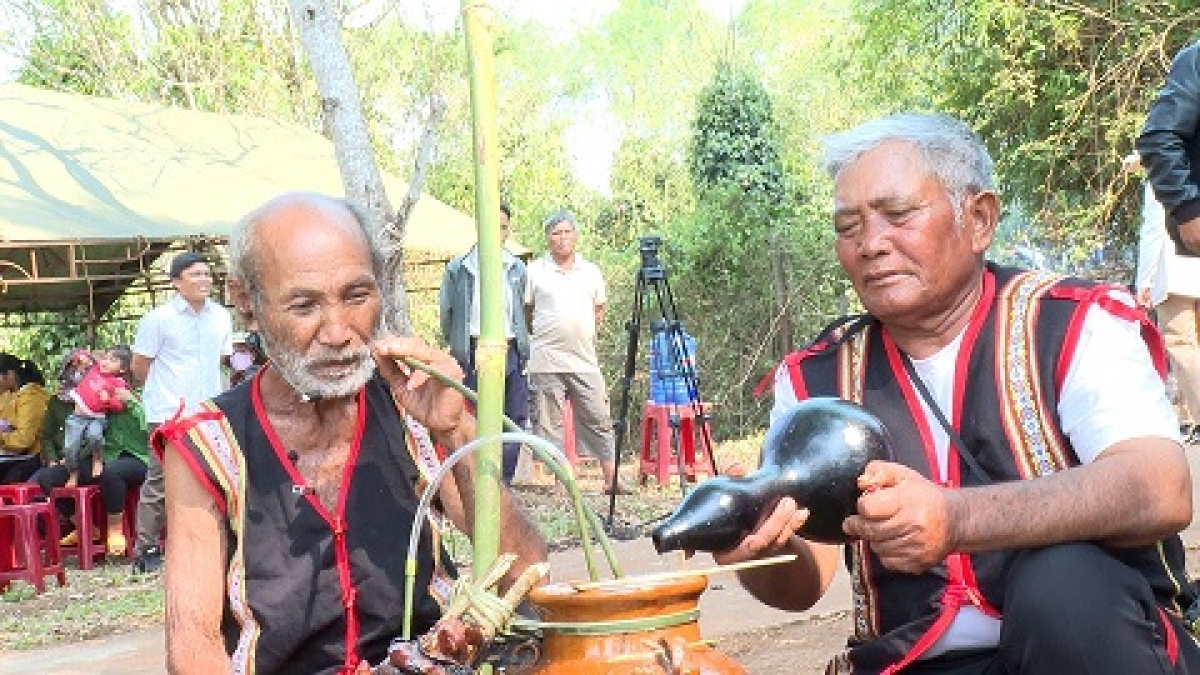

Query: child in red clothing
left=62, top=345, right=133, bottom=487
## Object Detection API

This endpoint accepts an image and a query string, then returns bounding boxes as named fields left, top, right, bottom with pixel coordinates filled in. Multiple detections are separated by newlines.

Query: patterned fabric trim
left=401, top=412, right=455, bottom=607
left=994, top=271, right=1071, bottom=478
left=837, top=323, right=870, bottom=407
left=180, top=402, right=260, bottom=675
left=838, top=324, right=877, bottom=650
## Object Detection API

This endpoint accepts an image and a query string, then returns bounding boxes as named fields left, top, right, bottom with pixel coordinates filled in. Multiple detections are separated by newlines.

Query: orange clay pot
left=524, top=574, right=745, bottom=674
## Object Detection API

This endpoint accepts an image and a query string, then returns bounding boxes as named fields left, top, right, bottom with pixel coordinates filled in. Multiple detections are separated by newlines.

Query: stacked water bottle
left=648, top=320, right=698, bottom=405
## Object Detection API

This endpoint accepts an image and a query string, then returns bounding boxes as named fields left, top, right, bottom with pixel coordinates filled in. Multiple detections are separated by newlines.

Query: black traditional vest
left=156, top=370, right=453, bottom=675
left=782, top=265, right=1191, bottom=674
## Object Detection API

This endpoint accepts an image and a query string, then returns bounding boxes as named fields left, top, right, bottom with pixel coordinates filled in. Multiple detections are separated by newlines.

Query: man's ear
left=227, top=278, right=258, bottom=330
left=964, top=190, right=1001, bottom=254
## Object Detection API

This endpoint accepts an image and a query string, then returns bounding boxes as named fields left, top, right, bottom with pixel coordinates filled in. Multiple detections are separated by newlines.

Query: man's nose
left=317, top=306, right=358, bottom=347
left=856, top=214, right=893, bottom=257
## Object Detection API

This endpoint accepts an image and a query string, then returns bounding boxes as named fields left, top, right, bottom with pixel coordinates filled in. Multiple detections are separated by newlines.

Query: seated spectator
left=61, top=346, right=134, bottom=488
left=227, top=331, right=265, bottom=388
left=0, top=354, right=50, bottom=484
left=37, top=388, right=149, bottom=557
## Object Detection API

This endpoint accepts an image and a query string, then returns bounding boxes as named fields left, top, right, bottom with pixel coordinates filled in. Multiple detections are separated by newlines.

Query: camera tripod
left=606, top=236, right=717, bottom=531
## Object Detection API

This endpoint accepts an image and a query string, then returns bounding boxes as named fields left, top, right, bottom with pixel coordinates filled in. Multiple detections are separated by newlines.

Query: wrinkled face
left=831, top=141, right=991, bottom=327
left=172, top=261, right=213, bottom=306
left=249, top=205, right=382, bottom=399
left=546, top=220, right=577, bottom=260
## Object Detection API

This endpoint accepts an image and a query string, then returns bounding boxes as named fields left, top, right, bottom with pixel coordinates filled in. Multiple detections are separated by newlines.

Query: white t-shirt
left=463, top=246, right=518, bottom=339
left=524, top=254, right=606, bottom=374
left=134, top=295, right=233, bottom=423
left=771, top=293, right=1179, bottom=657
left=1136, top=184, right=1200, bottom=304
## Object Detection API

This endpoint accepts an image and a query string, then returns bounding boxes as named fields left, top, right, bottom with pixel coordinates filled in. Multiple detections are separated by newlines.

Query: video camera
left=639, top=235, right=664, bottom=275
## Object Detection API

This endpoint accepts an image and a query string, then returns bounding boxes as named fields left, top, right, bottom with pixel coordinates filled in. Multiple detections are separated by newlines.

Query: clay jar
left=651, top=397, right=893, bottom=554
left=524, top=574, right=745, bottom=674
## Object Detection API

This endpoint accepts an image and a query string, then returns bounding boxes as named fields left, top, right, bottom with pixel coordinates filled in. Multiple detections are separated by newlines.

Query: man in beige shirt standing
left=525, top=210, right=628, bottom=494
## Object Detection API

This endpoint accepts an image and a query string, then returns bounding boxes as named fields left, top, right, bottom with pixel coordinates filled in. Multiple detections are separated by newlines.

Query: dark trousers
left=36, top=452, right=147, bottom=515
left=461, top=340, right=529, bottom=484
left=903, top=542, right=1200, bottom=674
left=0, top=454, right=41, bottom=484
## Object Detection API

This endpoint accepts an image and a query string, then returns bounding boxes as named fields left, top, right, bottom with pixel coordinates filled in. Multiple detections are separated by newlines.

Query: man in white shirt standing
left=525, top=210, right=628, bottom=494
left=130, top=251, right=232, bottom=574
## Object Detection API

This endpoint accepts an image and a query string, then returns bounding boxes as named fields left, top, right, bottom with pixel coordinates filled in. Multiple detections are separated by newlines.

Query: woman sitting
left=36, top=389, right=149, bottom=557
left=0, top=353, right=50, bottom=484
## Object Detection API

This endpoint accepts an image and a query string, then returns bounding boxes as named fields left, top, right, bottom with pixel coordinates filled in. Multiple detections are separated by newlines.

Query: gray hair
left=227, top=193, right=386, bottom=302
left=543, top=209, right=577, bottom=235
left=822, top=113, right=995, bottom=210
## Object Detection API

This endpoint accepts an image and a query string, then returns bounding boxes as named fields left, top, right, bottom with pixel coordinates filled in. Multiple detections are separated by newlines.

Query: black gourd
left=651, top=397, right=893, bottom=554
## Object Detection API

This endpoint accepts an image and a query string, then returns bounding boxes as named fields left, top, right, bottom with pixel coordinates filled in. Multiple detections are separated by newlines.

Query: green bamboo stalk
left=461, top=0, right=504, bottom=585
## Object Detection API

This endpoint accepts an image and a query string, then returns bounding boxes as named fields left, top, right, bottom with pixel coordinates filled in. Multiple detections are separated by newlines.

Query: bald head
left=228, top=192, right=384, bottom=298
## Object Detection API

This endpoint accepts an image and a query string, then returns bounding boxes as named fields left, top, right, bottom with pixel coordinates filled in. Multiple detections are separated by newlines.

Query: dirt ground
left=716, top=610, right=850, bottom=674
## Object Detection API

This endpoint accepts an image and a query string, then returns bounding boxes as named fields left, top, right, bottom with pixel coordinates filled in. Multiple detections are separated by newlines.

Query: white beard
left=259, top=328, right=378, bottom=399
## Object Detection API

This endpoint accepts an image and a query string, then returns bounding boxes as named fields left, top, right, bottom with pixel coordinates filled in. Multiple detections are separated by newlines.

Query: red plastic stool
left=0, top=483, right=45, bottom=505
left=51, top=485, right=107, bottom=569
left=638, top=401, right=718, bottom=486
left=0, top=501, right=66, bottom=593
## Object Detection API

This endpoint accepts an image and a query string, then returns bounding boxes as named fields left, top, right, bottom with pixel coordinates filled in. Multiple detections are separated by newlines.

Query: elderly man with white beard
left=158, top=192, right=546, bottom=675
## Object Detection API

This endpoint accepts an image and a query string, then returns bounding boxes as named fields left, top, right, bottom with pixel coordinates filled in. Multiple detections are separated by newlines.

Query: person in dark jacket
left=439, top=203, right=530, bottom=484
left=1137, top=41, right=1200, bottom=257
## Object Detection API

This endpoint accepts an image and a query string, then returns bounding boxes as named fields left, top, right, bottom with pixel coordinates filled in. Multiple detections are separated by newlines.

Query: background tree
left=843, top=0, right=1200, bottom=268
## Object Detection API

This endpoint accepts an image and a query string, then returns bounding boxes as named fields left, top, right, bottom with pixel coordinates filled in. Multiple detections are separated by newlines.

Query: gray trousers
left=529, top=371, right=615, bottom=462
left=63, top=413, right=106, bottom=471
left=134, top=422, right=163, bottom=555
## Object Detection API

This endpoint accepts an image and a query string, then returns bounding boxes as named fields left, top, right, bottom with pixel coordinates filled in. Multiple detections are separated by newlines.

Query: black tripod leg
left=606, top=270, right=647, bottom=531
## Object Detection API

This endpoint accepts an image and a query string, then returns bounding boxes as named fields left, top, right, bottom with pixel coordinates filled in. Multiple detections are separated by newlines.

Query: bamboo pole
left=460, top=0, right=505, bottom=585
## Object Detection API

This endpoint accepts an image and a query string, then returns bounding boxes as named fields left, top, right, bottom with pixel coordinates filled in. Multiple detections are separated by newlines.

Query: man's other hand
left=372, top=336, right=466, bottom=435
left=844, top=461, right=957, bottom=574
left=712, top=497, right=808, bottom=566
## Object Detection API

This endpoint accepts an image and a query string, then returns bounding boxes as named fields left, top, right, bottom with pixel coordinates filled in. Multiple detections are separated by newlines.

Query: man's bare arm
left=163, top=448, right=231, bottom=673
left=130, top=354, right=153, bottom=389
left=846, top=437, right=1192, bottom=573
left=711, top=497, right=841, bottom=611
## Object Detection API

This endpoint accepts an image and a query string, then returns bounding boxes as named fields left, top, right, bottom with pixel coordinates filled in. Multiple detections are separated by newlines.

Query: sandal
left=106, top=532, right=128, bottom=557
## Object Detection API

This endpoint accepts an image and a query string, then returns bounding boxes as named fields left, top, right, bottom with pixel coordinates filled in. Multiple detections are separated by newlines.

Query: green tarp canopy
left=0, top=83, right=483, bottom=319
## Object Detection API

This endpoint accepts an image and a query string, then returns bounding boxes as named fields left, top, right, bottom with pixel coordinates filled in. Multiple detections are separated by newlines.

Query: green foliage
left=689, top=63, right=786, bottom=203
left=844, top=0, right=1200, bottom=257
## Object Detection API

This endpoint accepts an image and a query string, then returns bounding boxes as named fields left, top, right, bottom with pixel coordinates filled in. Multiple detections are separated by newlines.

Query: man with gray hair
left=525, top=209, right=628, bottom=494
left=717, top=113, right=1200, bottom=673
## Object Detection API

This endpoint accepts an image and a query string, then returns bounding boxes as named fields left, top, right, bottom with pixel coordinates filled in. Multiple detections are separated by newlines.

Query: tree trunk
left=285, top=0, right=412, bottom=334
left=770, top=229, right=792, bottom=357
